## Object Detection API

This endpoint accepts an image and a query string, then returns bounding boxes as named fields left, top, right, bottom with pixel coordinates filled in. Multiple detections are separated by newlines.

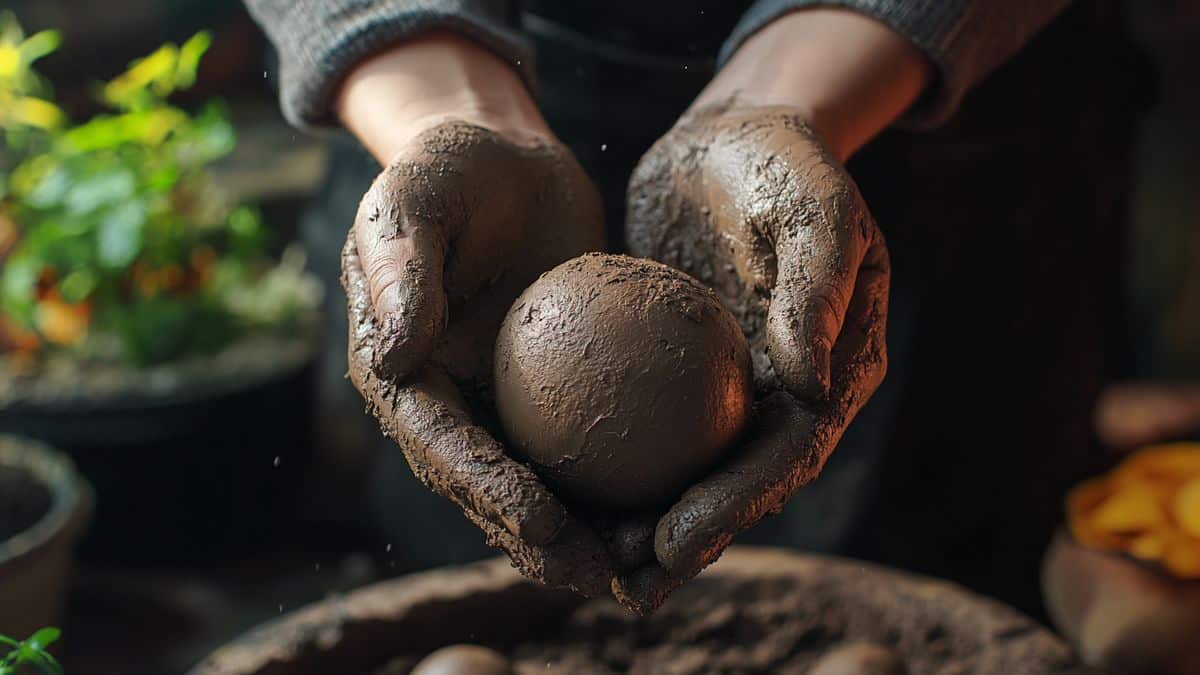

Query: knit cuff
left=719, top=0, right=976, bottom=129
left=247, top=0, right=534, bottom=131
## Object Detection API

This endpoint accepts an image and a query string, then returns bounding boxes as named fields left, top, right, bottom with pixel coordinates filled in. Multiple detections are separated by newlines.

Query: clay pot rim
left=0, top=435, right=93, bottom=571
left=0, top=331, right=319, bottom=414
left=1056, top=526, right=1200, bottom=585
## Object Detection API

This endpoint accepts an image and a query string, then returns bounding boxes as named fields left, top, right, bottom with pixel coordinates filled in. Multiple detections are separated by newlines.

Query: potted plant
left=0, top=15, right=321, bottom=562
left=0, top=435, right=90, bottom=643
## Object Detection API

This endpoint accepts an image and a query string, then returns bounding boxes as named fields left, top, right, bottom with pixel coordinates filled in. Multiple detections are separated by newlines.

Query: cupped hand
left=342, top=120, right=615, bottom=596
left=618, top=102, right=891, bottom=611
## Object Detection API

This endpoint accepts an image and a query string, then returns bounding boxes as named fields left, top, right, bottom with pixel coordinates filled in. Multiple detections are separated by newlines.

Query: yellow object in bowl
left=1067, top=443, right=1200, bottom=578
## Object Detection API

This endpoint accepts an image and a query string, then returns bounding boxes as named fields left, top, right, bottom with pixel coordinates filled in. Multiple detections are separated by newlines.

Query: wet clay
left=344, top=113, right=887, bottom=610
left=626, top=101, right=887, bottom=399
left=352, top=120, right=605, bottom=398
left=342, top=121, right=620, bottom=597
left=344, top=232, right=616, bottom=598
left=494, top=253, right=754, bottom=510
left=607, top=103, right=891, bottom=602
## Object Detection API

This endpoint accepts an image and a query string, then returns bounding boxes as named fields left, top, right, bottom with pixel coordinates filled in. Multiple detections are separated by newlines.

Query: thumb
left=767, top=187, right=868, bottom=400
left=353, top=168, right=448, bottom=380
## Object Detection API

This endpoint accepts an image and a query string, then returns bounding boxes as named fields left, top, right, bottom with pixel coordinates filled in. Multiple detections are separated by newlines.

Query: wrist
left=336, top=32, right=549, bottom=164
left=694, top=9, right=930, bottom=161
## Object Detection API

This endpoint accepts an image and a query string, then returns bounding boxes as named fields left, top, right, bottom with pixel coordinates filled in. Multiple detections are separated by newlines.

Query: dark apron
left=306, top=0, right=1147, bottom=615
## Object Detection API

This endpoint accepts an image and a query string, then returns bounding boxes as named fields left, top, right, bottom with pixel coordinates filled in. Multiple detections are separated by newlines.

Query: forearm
left=242, top=0, right=533, bottom=129
left=696, top=8, right=931, bottom=162
left=336, top=32, right=548, bottom=164
left=719, top=0, right=1074, bottom=135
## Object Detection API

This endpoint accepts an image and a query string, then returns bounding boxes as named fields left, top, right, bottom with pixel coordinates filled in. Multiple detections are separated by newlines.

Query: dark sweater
left=243, top=0, right=1071, bottom=131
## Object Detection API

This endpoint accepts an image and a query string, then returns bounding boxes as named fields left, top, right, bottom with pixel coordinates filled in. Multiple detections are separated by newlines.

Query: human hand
left=607, top=7, right=928, bottom=612
left=338, top=36, right=614, bottom=596
left=617, top=101, right=890, bottom=611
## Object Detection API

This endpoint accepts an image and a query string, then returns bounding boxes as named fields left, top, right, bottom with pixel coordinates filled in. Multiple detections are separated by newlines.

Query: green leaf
left=144, top=163, right=180, bottom=192
left=18, top=30, right=60, bottom=64
left=24, top=165, right=68, bottom=208
left=103, top=43, right=178, bottom=109
left=227, top=205, right=263, bottom=256
left=97, top=200, right=146, bottom=268
left=175, top=102, right=233, bottom=165
left=28, top=627, right=60, bottom=652
left=58, top=268, right=97, bottom=302
left=175, top=32, right=211, bottom=89
left=59, top=108, right=187, bottom=152
left=0, top=629, right=62, bottom=675
left=9, top=154, right=66, bottom=207
left=65, top=168, right=135, bottom=214
left=1, top=254, right=38, bottom=325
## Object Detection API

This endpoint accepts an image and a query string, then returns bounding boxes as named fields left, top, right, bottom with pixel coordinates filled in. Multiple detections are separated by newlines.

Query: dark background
left=2, top=1, right=1199, bottom=672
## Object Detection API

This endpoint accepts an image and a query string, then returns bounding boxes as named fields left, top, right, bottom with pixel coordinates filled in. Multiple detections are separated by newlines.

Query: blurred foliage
left=0, top=627, right=63, bottom=674
left=0, top=13, right=318, bottom=367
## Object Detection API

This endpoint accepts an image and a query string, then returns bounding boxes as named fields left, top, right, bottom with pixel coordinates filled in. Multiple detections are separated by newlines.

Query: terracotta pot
left=191, top=547, right=1088, bottom=675
left=1043, top=529, right=1200, bottom=674
left=0, top=435, right=92, bottom=638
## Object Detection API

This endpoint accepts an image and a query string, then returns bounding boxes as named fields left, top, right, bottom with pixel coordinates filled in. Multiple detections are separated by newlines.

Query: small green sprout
left=0, top=627, right=64, bottom=675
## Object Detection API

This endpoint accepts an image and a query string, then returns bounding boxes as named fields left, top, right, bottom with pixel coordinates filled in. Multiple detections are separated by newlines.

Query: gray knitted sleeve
left=245, top=1, right=1071, bottom=131
left=242, top=0, right=533, bottom=130
left=720, top=0, right=1073, bottom=128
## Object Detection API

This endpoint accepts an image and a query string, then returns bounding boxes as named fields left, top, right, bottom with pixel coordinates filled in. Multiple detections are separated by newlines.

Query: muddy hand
left=343, top=121, right=614, bottom=596
left=617, top=103, right=890, bottom=612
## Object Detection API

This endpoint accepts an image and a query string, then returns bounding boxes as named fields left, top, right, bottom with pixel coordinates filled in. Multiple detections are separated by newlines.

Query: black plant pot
left=0, top=337, right=317, bottom=564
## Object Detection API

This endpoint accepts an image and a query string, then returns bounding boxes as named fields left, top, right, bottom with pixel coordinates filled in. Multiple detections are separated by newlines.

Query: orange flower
left=34, top=294, right=90, bottom=346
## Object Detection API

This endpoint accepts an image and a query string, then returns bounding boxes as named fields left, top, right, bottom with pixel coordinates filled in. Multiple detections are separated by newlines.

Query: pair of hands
left=339, top=10, right=922, bottom=613
left=342, top=103, right=888, bottom=612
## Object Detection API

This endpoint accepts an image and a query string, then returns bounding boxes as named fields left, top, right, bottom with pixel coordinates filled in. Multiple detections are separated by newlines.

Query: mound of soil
left=193, top=549, right=1092, bottom=675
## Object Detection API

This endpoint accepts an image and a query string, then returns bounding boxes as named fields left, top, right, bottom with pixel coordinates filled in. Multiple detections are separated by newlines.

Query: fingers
left=767, top=168, right=871, bottom=400
left=653, top=235, right=889, bottom=579
left=654, top=391, right=818, bottom=578
left=612, top=563, right=685, bottom=616
left=830, top=228, right=890, bottom=402
left=343, top=229, right=565, bottom=546
left=595, top=513, right=658, bottom=572
left=475, top=513, right=615, bottom=598
left=354, top=164, right=448, bottom=380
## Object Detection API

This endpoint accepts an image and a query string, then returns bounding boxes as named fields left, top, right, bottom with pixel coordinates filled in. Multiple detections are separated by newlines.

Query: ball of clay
left=809, top=643, right=909, bottom=675
left=411, top=645, right=514, bottom=675
left=494, top=253, right=753, bottom=510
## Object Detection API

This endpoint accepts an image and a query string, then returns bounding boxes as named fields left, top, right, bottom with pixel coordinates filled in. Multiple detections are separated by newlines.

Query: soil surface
left=0, top=331, right=316, bottom=409
left=336, top=551, right=1092, bottom=675
left=0, top=465, right=52, bottom=543
left=497, top=574, right=1086, bottom=675
left=190, top=548, right=1087, bottom=675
